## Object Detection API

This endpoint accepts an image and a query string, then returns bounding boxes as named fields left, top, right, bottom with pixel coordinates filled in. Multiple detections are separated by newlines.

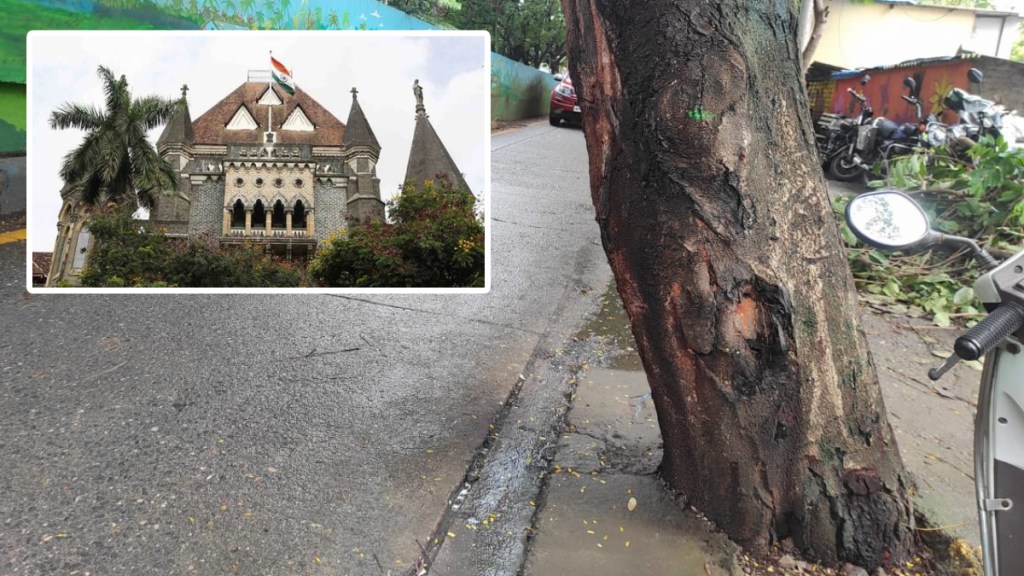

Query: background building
left=814, top=0, right=1022, bottom=69
left=47, top=69, right=470, bottom=286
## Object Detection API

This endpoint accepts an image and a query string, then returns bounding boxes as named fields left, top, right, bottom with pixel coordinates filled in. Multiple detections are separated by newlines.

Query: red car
left=549, top=75, right=580, bottom=127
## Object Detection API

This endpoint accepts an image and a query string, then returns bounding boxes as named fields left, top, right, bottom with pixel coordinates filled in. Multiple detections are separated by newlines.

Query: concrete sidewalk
left=518, top=285, right=980, bottom=576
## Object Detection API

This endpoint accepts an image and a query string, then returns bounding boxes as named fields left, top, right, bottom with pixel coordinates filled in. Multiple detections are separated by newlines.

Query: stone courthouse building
left=47, top=70, right=470, bottom=286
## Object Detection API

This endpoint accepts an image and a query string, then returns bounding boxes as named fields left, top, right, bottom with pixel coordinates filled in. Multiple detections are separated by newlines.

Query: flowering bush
left=308, top=176, right=485, bottom=287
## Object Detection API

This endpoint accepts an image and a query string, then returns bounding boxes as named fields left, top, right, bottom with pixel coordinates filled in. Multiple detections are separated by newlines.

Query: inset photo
left=27, top=30, right=489, bottom=292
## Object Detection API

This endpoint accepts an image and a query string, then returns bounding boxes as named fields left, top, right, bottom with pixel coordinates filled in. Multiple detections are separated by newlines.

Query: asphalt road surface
left=0, top=122, right=611, bottom=575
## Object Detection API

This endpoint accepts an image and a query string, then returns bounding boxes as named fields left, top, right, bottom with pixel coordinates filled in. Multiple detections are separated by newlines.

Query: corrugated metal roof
left=831, top=53, right=981, bottom=79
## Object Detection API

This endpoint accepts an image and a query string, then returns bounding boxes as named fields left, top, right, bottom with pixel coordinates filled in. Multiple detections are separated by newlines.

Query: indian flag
left=271, top=55, right=295, bottom=95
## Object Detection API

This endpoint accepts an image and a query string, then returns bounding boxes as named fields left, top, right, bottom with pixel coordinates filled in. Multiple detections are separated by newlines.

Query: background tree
left=561, top=0, right=914, bottom=570
left=457, top=0, right=566, bottom=70
left=383, top=0, right=461, bottom=26
left=309, top=177, right=484, bottom=288
left=49, top=65, right=180, bottom=211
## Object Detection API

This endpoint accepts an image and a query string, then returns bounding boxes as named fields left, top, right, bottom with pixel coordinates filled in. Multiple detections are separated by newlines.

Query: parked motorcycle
left=832, top=77, right=924, bottom=183
left=943, top=68, right=1019, bottom=152
left=846, top=189, right=1024, bottom=576
left=816, top=75, right=874, bottom=181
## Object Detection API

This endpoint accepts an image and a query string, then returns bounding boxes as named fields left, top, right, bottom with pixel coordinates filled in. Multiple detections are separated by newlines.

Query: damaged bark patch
left=720, top=278, right=796, bottom=398
left=734, top=296, right=759, bottom=339
left=843, top=468, right=883, bottom=496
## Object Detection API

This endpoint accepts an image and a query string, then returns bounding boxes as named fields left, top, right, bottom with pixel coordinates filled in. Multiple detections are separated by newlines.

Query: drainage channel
left=415, top=336, right=597, bottom=576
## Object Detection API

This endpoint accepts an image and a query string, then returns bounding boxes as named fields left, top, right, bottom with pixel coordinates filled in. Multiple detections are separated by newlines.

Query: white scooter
left=845, top=190, right=1024, bottom=576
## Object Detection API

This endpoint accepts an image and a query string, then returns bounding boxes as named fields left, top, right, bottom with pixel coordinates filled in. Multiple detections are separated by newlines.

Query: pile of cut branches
left=835, top=137, right=1024, bottom=326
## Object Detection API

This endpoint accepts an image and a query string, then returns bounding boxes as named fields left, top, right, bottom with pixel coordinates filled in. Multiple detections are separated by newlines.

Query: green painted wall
left=0, top=83, right=24, bottom=153
left=491, top=53, right=557, bottom=122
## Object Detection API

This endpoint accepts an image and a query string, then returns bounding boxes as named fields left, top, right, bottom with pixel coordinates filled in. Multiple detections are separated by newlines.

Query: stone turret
left=341, top=87, right=384, bottom=223
left=403, top=80, right=471, bottom=195
left=153, top=85, right=195, bottom=234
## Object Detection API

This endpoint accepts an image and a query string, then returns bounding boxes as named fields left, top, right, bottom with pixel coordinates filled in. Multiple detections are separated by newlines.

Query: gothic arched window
left=231, top=199, right=245, bottom=228
left=293, top=200, right=306, bottom=229
left=272, top=200, right=286, bottom=229
left=253, top=199, right=266, bottom=227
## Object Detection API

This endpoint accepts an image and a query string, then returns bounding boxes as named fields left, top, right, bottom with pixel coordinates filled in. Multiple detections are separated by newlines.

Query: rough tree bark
left=560, top=1, right=915, bottom=570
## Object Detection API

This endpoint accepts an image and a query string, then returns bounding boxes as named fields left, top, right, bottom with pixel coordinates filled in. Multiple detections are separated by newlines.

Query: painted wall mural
left=829, top=60, right=975, bottom=126
left=0, top=0, right=558, bottom=152
left=491, top=53, right=557, bottom=122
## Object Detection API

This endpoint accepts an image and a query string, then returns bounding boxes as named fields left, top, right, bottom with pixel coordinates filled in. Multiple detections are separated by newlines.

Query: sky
left=27, top=31, right=489, bottom=250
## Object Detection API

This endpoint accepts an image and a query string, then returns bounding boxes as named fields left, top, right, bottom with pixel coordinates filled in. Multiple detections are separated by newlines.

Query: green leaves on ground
left=839, top=137, right=1024, bottom=326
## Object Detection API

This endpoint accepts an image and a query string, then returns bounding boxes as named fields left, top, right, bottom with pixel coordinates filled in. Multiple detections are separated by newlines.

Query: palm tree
left=49, top=66, right=180, bottom=210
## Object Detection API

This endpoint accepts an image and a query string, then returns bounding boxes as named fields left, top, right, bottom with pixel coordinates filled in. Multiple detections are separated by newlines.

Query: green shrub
left=309, top=177, right=485, bottom=287
left=78, top=207, right=305, bottom=288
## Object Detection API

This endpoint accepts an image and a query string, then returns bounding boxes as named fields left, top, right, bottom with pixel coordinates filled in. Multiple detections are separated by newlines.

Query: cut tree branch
left=801, top=0, right=829, bottom=74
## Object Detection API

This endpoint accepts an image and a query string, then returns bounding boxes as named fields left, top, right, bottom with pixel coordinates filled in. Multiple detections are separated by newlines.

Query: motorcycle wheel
left=827, top=152, right=865, bottom=182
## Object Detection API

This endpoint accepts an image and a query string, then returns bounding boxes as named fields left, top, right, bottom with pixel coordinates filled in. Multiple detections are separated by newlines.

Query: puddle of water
left=571, top=367, right=660, bottom=474
left=578, top=284, right=644, bottom=372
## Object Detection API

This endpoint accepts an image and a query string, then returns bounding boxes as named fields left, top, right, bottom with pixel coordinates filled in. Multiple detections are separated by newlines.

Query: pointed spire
left=157, top=85, right=195, bottom=148
left=404, top=110, right=470, bottom=195
left=341, top=86, right=381, bottom=152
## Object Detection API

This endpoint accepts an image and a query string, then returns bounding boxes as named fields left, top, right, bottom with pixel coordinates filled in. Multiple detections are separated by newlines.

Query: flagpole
left=268, top=50, right=273, bottom=136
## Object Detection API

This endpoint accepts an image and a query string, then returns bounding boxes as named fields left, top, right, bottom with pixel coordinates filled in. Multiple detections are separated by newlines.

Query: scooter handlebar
left=954, top=301, right=1024, bottom=361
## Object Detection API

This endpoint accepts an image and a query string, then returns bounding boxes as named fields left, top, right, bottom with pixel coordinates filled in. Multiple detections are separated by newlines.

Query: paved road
left=0, top=122, right=610, bottom=575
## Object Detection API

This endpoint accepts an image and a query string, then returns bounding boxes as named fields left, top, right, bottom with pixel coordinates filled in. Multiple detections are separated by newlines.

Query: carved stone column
left=244, top=209, right=252, bottom=235
left=286, top=211, right=293, bottom=234
left=222, top=210, right=230, bottom=235
left=265, top=210, right=272, bottom=234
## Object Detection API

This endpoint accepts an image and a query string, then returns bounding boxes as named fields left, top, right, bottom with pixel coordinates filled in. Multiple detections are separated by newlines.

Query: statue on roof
left=413, top=79, right=424, bottom=109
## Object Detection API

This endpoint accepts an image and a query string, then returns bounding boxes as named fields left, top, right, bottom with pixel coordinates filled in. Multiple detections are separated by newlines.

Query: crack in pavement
left=324, top=294, right=544, bottom=336
left=491, top=126, right=557, bottom=153
left=492, top=217, right=592, bottom=231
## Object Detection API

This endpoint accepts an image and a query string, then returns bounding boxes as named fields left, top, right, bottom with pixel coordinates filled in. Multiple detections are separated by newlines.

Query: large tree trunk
left=560, top=1, right=915, bottom=569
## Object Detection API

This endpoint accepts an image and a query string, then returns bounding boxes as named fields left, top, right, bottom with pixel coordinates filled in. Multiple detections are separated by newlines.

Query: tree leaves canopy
left=49, top=65, right=180, bottom=211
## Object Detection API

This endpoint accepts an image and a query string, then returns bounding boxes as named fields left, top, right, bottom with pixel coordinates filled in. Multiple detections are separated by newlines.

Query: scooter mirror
left=968, top=68, right=983, bottom=85
left=902, top=76, right=916, bottom=91
left=845, top=190, right=932, bottom=250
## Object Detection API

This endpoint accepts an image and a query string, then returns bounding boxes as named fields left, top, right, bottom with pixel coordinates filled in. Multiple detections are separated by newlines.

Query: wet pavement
left=0, top=117, right=983, bottom=575
left=0, top=121, right=612, bottom=575
left=514, top=284, right=983, bottom=575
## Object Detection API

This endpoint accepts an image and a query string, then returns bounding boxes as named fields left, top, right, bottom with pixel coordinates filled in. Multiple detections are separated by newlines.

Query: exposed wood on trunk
left=801, top=0, right=830, bottom=74
left=560, top=0, right=914, bottom=569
